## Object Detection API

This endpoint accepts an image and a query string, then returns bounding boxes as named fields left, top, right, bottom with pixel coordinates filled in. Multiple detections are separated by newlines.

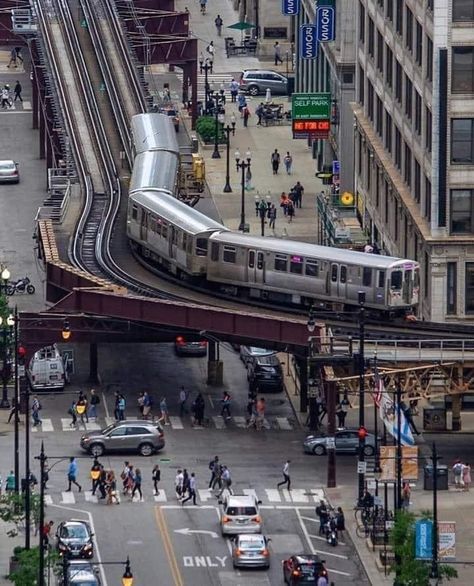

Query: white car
left=219, top=494, right=263, bottom=536
left=0, top=160, right=19, bottom=183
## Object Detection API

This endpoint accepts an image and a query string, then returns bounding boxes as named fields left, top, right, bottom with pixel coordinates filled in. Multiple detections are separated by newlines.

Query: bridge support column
left=452, top=365, right=463, bottom=431
left=207, top=341, right=223, bottom=386
left=296, top=356, right=308, bottom=413
left=88, top=343, right=100, bottom=385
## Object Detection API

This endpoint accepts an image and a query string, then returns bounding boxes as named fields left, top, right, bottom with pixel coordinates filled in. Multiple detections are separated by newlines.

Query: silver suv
left=239, top=70, right=288, bottom=96
left=80, top=420, right=165, bottom=457
left=219, top=494, right=263, bottom=536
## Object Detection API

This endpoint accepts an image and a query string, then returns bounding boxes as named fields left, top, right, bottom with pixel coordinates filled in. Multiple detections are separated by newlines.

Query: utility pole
left=431, top=442, right=439, bottom=582
left=396, top=376, right=403, bottom=511
left=357, top=291, right=366, bottom=504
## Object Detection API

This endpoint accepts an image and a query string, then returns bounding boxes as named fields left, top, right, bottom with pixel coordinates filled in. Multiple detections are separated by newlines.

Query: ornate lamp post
left=223, top=114, right=236, bottom=191
left=0, top=313, right=13, bottom=408
left=235, top=149, right=252, bottom=232
left=212, top=108, right=224, bottom=159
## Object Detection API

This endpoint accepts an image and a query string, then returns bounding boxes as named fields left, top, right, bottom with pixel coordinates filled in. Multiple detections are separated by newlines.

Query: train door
left=140, top=208, right=147, bottom=241
left=328, top=263, right=347, bottom=298
left=169, top=226, right=176, bottom=259
left=403, top=269, right=412, bottom=304
left=247, top=249, right=265, bottom=284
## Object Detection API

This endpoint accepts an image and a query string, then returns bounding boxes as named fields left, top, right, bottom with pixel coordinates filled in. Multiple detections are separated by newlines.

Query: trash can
left=423, top=407, right=447, bottom=431
left=423, top=464, right=449, bottom=491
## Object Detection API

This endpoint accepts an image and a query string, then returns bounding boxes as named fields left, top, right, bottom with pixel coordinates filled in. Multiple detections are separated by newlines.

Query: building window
left=358, top=64, right=365, bottom=105
left=405, top=7, right=413, bottom=52
left=359, top=2, right=365, bottom=44
left=385, top=45, right=393, bottom=88
left=425, top=106, right=432, bottom=152
left=377, top=0, right=384, bottom=9
left=377, top=31, right=384, bottom=71
left=451, top=119, right=474, bottom=163
left=447, top=262, right=457, bottom=315
left=465, top=262, right=474, bottom=314
left=395, top=0, right=403, bottom=36
left=427, top=0, right=433, bottom=11
left=385, top=110, right=393, bottom=152
left=368, top=17, right=375, bottom=58
left=375, top=167, right=380, bottom=208
left=376, top=96, right=383, bottom=136
left=414, top=90, right=422, bottom=135
left=453, top=0, right=474, bottom=21
left=368, top=80, right=374, bottom=121
left=415, top=21, right=423, bottom=66
left=395, top=60, right=402, bottom=102
left=404, top=142, right=412, bottom=187
left=426, top=35, right=433, bottom=82
left=451, top=189, right=474, bottom=234
left=425, top=176, right=432, bottom=222
left=395, top=126, right=402, bottom=169
left=452, top=47, right=474, bottom=93
left=414, top=159, right=421, bottom=203
left=405, top=76, right=413, bottom=119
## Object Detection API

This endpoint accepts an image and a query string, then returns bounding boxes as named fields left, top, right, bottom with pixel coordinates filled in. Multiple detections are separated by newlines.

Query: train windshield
left=390, top=270, right=402, bottom=290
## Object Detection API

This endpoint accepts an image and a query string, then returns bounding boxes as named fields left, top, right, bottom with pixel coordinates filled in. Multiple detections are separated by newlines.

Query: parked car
left=27, top=344, right=67, bottom=392
left=231, top=534, right=271, bottom=569
left=303, top=429, right=377, bottom=456
left=239, top=346, right=276, bottom=367
left=0, top=160, right=19, bottom=183
left=80, top=420, right=165, bottom=457
left=248, top=353, right=284, bottom=393
left=174, top=335, right=208, bottom=357
left=219, top=494, right=263, bottom=536
left=239, top=69, right=288, bottom=96
left=60, top=561, right=101, bottom=585
left=282, top=554, right=328, bottom=584
left=56, top=520, right=94, bottom=559
left=159, top=106, right=180, bottom=132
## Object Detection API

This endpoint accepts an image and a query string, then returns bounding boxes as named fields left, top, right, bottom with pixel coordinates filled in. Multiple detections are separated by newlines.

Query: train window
left=340, top=266, right=347, bottom=284
left=196, top=238, right=208, bottom=257
left=363, top=267, right=372, bottom=286
left=150, top=217, right=156, bottom=232
left=223, top=246, right=236, bottom=263
left=378, top=270, right=385, bottom=288
left=290, top=256, right=303, bottom=275
left=211, top=243, right=219, bottom=261
left=162, top=223, right=168, bottom=238
left=156, top=220, right=162, bottom=236
left=390, top=270, right=402, bottom=289
left=132, top=205, right=138, bottom=220
left=187, top=238, right=192, bottom=253
left=141, top=210, right=147, bottom=225
left=275, top=254, right=288, bottom=272
left=248, top=250, right=255, bottom=268
left=172, top=228, right=178, bottom=245
left=257, top=252, right=264, bottom=269
left=305, top=260, right=318, bottom=277
left=331, top=264, right=338, bottom=282
left=182, top=233, right=187, bottom=250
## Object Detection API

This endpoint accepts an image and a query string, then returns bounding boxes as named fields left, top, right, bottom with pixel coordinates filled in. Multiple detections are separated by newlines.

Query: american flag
left=372, top=361, right=383, bottom=407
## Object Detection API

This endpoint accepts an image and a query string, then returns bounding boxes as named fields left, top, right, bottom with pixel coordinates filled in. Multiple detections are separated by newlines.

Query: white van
left=27, top=344, right=67, bottom=391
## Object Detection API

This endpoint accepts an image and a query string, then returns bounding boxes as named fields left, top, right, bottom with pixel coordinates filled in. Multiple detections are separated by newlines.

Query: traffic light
left=358, top=426, right=368, bottom=441
left=18, top=345, right=26, bottom=367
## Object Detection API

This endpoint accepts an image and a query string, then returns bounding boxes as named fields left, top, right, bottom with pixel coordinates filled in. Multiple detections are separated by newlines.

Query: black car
left=283, top=554, right=327, bottom=584
left=248, top=353, right=283, bottom=393
left=56, top=520, right=94, bottom=559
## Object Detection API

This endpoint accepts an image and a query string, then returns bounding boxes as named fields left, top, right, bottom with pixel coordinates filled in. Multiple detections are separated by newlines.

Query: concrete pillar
left=207, top=341, right=223, bottom=386
left=88, top=343, right=100, bottom=385
left=452, top=365, right=463, bottom=431
left=296, top=355, right=308, bottom=413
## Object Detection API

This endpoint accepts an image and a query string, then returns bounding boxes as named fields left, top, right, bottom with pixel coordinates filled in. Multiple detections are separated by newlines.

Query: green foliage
left=195, top=115, right=225, bottom=143
left=390, top=510, right=458, bottom=585
left=8, top=546, right=60, bottom=586
left=0, top=492, right=41, bottom=538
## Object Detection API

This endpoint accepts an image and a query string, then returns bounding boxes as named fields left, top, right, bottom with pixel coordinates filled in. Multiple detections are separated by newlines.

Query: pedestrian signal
left=341, top=192, right=354, bottom=206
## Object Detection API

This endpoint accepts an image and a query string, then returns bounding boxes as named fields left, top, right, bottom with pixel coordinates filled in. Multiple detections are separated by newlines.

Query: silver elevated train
left=127, top=114, right=419, bottom=315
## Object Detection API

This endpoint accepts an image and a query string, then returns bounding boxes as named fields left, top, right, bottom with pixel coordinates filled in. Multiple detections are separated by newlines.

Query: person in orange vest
left=280, top=192, right=289, bottom=216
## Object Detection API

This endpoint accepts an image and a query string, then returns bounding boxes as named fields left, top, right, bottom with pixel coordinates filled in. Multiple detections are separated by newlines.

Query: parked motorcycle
left=6, top=276, right=35, bottom=295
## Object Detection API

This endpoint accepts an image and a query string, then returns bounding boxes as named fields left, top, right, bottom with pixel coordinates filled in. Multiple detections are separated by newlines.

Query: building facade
left=354, top=0, right=474, bottom=322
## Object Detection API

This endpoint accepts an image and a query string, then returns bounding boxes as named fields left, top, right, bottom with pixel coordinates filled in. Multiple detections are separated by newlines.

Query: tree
left=0, top=492, right=41, bottom=537
left=390, top=510, right=457, bottom=585
left=8, top=546, right=60, bottom=586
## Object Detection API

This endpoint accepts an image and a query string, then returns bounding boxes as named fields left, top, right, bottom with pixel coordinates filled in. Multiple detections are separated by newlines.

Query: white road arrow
left=174, top=528, right=219, bottom=539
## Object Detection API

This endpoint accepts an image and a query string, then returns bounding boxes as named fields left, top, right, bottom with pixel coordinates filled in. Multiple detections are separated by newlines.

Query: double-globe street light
left=223, top=114, right=236, bottom=192
left=199, top=56, right=212, bottom=115
left=0, top=312, right=14, bottom=408
left=235, top=149, right=251, bottom=232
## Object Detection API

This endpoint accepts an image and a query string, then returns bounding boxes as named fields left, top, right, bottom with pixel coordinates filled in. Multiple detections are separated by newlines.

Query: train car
left=206, top=232, right=419, bottom=314
left=127, top=190, right=227, bottom=277
left=128, top=151, right=179, bottom=196
left=131, top=113, right=179, bottom=156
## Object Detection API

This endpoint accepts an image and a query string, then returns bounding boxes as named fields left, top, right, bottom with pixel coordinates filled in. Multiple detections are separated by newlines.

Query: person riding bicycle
left=361, top=488, right=374, bottom=510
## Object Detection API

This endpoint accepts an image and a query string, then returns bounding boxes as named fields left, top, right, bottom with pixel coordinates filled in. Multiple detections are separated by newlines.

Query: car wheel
left=364, top=445, right=375, bottom=456
left=313, top=445, right=326, bottom=456
left=89, top=443, right=104, bottom=457
left=139, top=443, right=154, bottom=456
left=248, top=85, right=259, bottom=96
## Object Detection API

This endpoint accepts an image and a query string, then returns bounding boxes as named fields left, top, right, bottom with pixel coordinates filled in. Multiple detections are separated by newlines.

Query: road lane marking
left=232, top=416, right=247, bottom=428
left=61, top=418, right=75, bottom=431
left=312, top=548, right=348, bottom=559
left=102, top=391, right=110, bottom=419
left=169, top=416, right=184, bottom=429
left=300, top=515, right=319, bottom=523
left=265, top=489, right=281, bottom=502
left=154, top=490, right=168, bottom=502
left=155, top=507, right=184, bottom=586
left=44, top=495, right=53, bottom=506
left=84, top=421, right=101, bottom=431
left=41, top=418, right=54, bottom=432
left=212, top=416, right=226, bottom=429
left=61, top=492, right=75, bottom=504
left=308, top=533, right=346, bottom=546
left=290, top=489, right=309, bottom=503
left=276, top=417, right=293, bottom=430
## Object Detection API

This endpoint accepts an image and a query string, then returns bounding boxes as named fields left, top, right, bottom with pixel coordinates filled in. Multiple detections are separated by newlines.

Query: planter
left=9, top=556, right=20, bottom=575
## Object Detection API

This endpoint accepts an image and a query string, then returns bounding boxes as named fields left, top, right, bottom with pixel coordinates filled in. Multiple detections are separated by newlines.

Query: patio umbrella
left=228, top=21, right=256, bottom=42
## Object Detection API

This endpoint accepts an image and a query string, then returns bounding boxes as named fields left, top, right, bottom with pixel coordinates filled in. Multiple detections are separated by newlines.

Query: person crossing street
left=66, top=457, right=82, bottom=492
left=277, top=460, right=291, bottom=491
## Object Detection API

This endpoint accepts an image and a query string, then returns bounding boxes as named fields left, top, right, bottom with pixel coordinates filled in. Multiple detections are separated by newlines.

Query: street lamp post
left=431, top=442, right=439, bottom=583
left=223, top=115, right=236, bottom=192
left=235, top=149, right=251, bottom=232
left=306, top=307, right=319, bottom=432
left=13, top=307, right=20, bottom=495
left=201, top=58, right=212, bottom=115
left=0, top=313, right=14, bottom=408
left=357, top=291, right=366, bottom=505
left=212, top=107, right=224, bottom=159
left=24, top=360, right=31, bottom=549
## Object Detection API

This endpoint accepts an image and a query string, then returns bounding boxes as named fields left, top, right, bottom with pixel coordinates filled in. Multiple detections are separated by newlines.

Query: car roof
left=255, top=354, right=280, bottom=365
left=242, top=69, right=286, bottom=76
left=237, top=534, right=265, bottom=542
left=225, top=495, right=258, bottom=506
left=294, top=554, right=323, bottom=564
left=112, top=419, right=156, bottom=426
left=63, top=520, right=88, bottom=527
left=0, top=160, right=16, bottom=165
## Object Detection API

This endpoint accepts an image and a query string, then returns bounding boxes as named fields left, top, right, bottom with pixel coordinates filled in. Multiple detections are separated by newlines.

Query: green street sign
left=291, top=93, right=331, bottom=120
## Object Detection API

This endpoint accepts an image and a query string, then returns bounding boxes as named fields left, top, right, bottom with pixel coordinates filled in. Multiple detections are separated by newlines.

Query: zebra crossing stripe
left=265, top=489, right=281, bottom=502
left=232, top=416, right=247, bottom=428
left=198, top=489, right=213, bottom=502
left=61, top=418, right=75, bottom=431
left=153, top=490, right=167, bottom=502
left=276, top=417, right=293, bottom=430
left=84, top=421, right=101, bottom=431
left=290, top=489, right=309, bottom=503
left=41, top=419, right=54, bottom=432
left=44, top=495, right=53, bottom=506
left=84, top=491, right=98, bottom=503
left=212, top=416, right=226, bottom=429
left=242, top=488, right=258, bottom=499
left=61, top=492, right=75, bottom=504
left=169, top=416, right=184, bottom=430
left=262, top=418, right=271, bottom=430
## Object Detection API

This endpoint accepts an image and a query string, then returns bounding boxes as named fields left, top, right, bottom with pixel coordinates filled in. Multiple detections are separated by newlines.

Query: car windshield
left=101, top=423, right=116, bottom=434
left=0, top=162, right=14, bottom=170
left=62, top=525, right=88, bottom=539
left=240, top=539, right=264, bottom=549
left=226, top=506, right=257, bottom=516
left=250, top=347, right=272, bottom=355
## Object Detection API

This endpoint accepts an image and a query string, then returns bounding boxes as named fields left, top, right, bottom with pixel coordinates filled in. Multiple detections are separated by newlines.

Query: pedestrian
left=268, top=204, right=277, bottom=230
left=217, top=465, right=232, bottom=497
left=316, top=500, right=328, bottom=535
left=90, top=460, right=102, bottom=495
left=293, top=181, right=304, bottom=208
left=137, top=392, right=145, bottom=418
left=152, top=464, right=161, bottom=495
left=255, top=102, right=264, bottom=126
left=114, top=391, right=120, bottom=420
left=280, top=192, right=288, bottom=216
left=43, top=459, right=50, bottom=490
left=131, top=468, right=143, bottom=501
left=97, top=467, right=107, bottom=500
left=66, top=457, right=82, bottom=492
left=364, top=240, right=374, bottom=253
left=158, top=396, right=170, bottom=425
left=401, top=481, right=411, bottom=510
left=15, top=47, right=23, bottom=65
left=5, top=471, right=15, bottom=492
left=142, top=391, right=153, bottom=419
left=192, top=392, right=205, bottom=426
left=76, top=395, right=88, bottom=424
left=463, top=462, right=471, bottom=491
left=31, top=395, right=42, bottom=427
left=208, top=456, right=220, bottom=488
left=1, top=85, right=10, bottom=109
left=117, top=394, right=126, bottom=421
left=284, top=152, right=293, bottom=174
left=68, top=401, right=77, bottom=427
left=287, top=199, right=295, bottom=222
left=237, top=92, right=247, bottom=116
left=7, top=47, right=17, bottom=68
left=206, top=41, right=214, bottom=57
left=274, top=41, right=283, bottom=65
left=182, top=472, right=197, bottom=505
left=317, top=575, right=329, bottom=586
left=200, top=0, right=207, bottom=14
left=208, top=55, right=214, bottom=74
left=256, top=397, right=266, bottom=430
left=121, top=461, right=131, bottom=494
left=88, top=389, right=100, bottom=420
left=220, top=391, right=232, bottom=419
left=214, top=14, right=223, bottom=36
left=336, top=397, right=350, bottom=428
left=42, top=520, right=54, bottom=547
left=106, top=471, right=120, bottom=505
left=13, top=81, right=22, bottom=102
left=229, top=78, right=239, bottom=102
left=179, top=386, right=188, bottom=417
left=175, top=469, right=184, bottom=499
left=277, top=460, right=291, bottom=491
left=7, top=396, right=17, bottom=423
left=271, top=149, right=280, bottom=174
left=182, top=469, right=190, bottom=498
left=242, top=105, right=250, bottom=127
left=335, top=506, right=345, bottom=535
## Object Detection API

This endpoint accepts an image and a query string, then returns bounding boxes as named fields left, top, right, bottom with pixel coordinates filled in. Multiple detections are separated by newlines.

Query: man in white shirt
left=182, top=472, right=197, bottom=505
left=175, top=469, right=184, bottom=499
left=277, top=460, right=291, bottom=491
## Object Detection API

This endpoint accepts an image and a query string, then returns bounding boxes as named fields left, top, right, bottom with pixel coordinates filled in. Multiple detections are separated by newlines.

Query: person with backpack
left=271, top=149, right=280, bottom=174
left=284, top=152, right=293, bottom=174
left=88, top=389, right=100, bottom=420
left=142, top=391, right=153, bottom=419
left=316, top=500, right=329, bottom=535
left=229, top=79, right=239, bottom=103
left=181, top=472, right=197, bottom=505
left=131, top=468, right=143, bottom=502
left=152, top=465, right=161, bottom=496
left=208, top=456, right=220, bottom=488
left=31, top=396, right=42, bottom=427
left=192, top=392, right=205, bottom=426
left=90, top=460, right=102, bottom=496
left=255, top=102, right=264, bottom=126
left=214, top=15, right=223, bottom=36
left=453, top=460, right=464, bottom=489
left=68, top=401, right=77, bottom=428
left=220, top=392, right=232, bottom=419
left=158, top=396, right=170, bottom=425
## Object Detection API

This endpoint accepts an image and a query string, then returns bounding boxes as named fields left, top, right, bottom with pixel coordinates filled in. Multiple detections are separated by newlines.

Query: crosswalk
left=43, top=487, right=324, bottom=507
left=173, top=71, right=240, bottom=102
left=30, top=415, right=296, bottom=433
